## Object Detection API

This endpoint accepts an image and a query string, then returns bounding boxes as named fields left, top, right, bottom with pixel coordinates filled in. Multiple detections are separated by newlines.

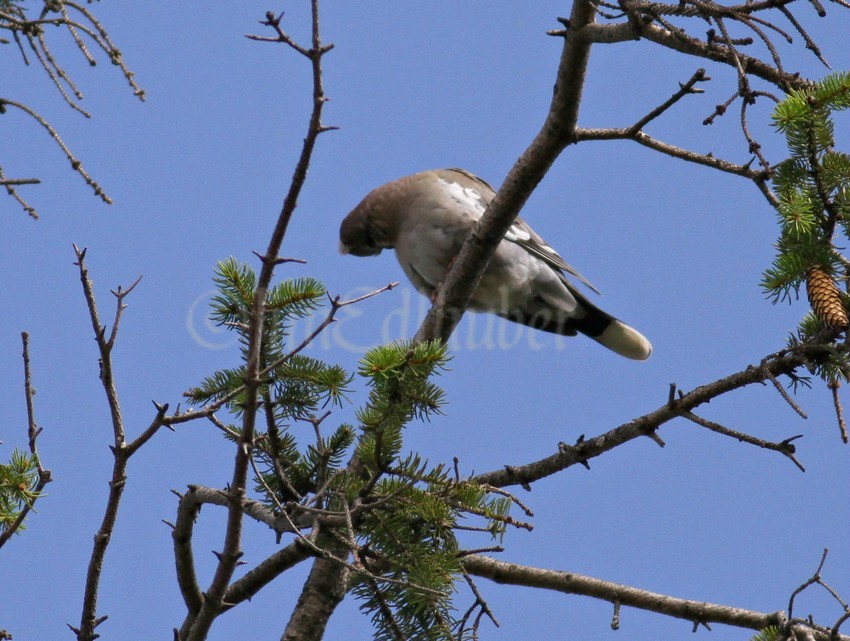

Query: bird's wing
left=441, top=168, right=601, bottom=295
left=505, top=217, right=601, bottom=295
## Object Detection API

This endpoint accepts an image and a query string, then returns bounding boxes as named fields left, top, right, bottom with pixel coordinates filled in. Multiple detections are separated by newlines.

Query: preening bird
left=339, top=168, right=652, bottom=360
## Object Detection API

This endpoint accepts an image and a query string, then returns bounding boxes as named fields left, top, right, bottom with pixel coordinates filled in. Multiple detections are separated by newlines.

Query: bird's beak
left=340, top=242, right=383, bottom=257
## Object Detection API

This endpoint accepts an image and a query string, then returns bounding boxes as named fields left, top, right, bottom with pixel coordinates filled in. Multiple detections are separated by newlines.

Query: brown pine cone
left=806, top=267, right=849, bottom=331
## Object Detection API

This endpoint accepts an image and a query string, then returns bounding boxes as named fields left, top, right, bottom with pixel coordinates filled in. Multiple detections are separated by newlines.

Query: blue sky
left=3, top=2, right=850, bottom=639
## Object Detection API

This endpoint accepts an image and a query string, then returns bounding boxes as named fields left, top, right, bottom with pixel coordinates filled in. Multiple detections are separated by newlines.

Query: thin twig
left=1, top=98, right=110, bottom=203
left=681, top=411, right=805, bottom=471
left=789, top=549, right=830, bottom=619
left=0, top=333, right=53, bottom=549
left=769, top=368, right=809, bottom=419
left=576, top=126, right=769, bottom=182
left=176, top=282, right=397, bottom=424
left=627, top=68, right=709, bottom=134
left=825, top=379, right=849, bottom=443
left=0, top=164, right=39, bottom=218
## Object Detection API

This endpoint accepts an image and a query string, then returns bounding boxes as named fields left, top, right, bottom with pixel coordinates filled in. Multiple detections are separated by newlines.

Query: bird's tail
left=585, top=316, right=652, bottom=360
left=563, top=290, right=652, bottom=360
left=500, top=290, right=652, bottom=360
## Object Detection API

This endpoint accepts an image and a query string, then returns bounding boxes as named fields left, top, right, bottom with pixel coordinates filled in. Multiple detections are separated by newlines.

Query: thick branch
left=281, top=529, right=351, bottom=641
left=473, top=342, right=832, bottom=488
left=581, top=19, right=808, bottom=92
left=222, top=541, right=313, bottom=613
left=173, top=486, right=313, bottom=638
left=415, top=0, right=598, bottom=343
left=463, top=555, right=848, bottom=641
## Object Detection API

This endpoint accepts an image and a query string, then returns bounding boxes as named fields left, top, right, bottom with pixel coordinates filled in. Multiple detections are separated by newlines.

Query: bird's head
left=339, top=204, right=384, bottom=256
left=339, top=180, right=404, bottom=256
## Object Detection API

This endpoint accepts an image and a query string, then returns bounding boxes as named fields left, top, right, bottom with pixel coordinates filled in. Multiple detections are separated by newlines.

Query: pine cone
left=806, top=267, right=849, bottom=331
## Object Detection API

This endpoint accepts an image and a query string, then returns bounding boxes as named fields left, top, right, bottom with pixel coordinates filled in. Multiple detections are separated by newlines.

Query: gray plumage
left=339, top=168, right=652, bottom=360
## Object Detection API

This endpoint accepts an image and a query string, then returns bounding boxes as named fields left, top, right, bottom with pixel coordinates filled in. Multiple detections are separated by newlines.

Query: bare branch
left=581, top=19, right=807, bottom=91
left=1, top=98, right=110, bottom=204
left=628, top=67, right=710, bottom=133
left=827, top=380, right=849, bottom=443
left=70, top=247, right=169, bottom=641
left=473, top=342, right=831, bottom=488
left=576, top=126, right=768, bottom=180
left=681, top=410, right=805, bottom=471
left=0, top=164, right=39, bottom=219
left=464, top=554, right=847, bottom=641
left=0, top=177, right=40, bottom=186
left=1, top=1, right=144, bottom=216
left=0, top=332, right=53, bottom=549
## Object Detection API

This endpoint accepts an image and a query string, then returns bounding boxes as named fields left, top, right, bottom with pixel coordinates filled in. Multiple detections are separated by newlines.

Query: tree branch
left=414, top=0, right=598, bottom=343
left=582, top=16, right=809, bottom=91
left=69, top=247, right=164, bottom=641
left=281, top=529, right=351, bottom=641
left=177, top=3, right=334, bottom=638
left=463, top=555, right=848, bottom=641
left=0, top=332, right=53, bottom=549
left=473, top=342, right=832, bottom=488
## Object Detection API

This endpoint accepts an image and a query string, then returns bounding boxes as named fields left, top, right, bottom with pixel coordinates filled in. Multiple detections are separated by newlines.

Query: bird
left=339, top=168, right=652, bottom=360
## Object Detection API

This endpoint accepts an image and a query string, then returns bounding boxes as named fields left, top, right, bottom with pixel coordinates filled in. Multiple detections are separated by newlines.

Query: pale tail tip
left=600, top=321, right=653, bottom=361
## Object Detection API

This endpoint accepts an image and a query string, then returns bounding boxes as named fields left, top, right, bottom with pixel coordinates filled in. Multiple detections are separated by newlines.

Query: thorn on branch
left=778, top=433, right=803, bottom=452
left=562, top=437, right=591, bottom=470
left=111, top=274, right=143, bottom=299
left=251, top=249, right=307, bottom=265
left=645, top=430, right=666, bottom=448
left=263, top=10, right=283, bottom=27
left=667, top=383, right=678, bottom=410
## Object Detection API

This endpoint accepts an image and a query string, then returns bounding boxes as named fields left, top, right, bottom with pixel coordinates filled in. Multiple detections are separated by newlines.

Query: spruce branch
left=177, top=2, right=336, bottom=638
